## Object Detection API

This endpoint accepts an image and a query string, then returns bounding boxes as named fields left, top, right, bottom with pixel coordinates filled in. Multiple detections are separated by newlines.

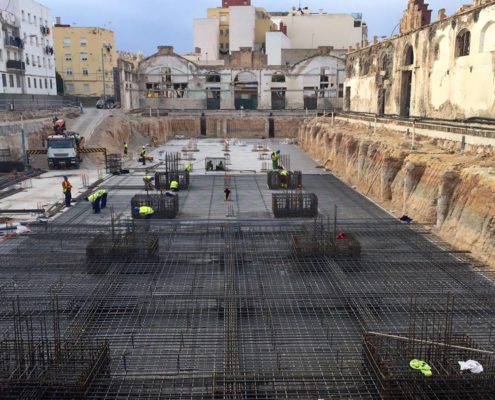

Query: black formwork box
left=86, top=232, right=159, bottom=273
left=106, top=153, right=122, bottom=174
left=155, top=171, right=190, bottom=190
left=272, top=192, right=318, bottom=218
left=205, top=157, right=226, bottom=172
left=131, top=194, right=179, bottom=219
left=267, top=171, right=302, bottom=190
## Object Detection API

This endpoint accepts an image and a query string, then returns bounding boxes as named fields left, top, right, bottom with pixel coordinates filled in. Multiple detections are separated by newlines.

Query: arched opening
left=206, top=72, right=221, bottom=110
left=404, top=45, right=414, bottom=66
left=271, top=73, right=286, bottom=110
left=479, top=22, right=495, bottom=53
left=233, top=71, right=258, bottom=110
left=455, top=29, right=471, bottom=57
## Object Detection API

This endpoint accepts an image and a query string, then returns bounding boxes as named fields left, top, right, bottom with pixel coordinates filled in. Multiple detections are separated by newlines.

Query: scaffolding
left=272, top=192, right=318, bottom=218
left=267, top=170, right=302, bottom=190
left=131, top=193, right=179, bottom=219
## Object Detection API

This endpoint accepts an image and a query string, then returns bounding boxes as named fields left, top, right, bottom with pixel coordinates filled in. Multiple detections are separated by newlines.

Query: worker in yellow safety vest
left=134, top=206, right=154, bottom=219
left=185, top=163, right=191, bottom=173
left=279, top=169, right=289, bottom=188
left=170, top=180, right=179, bottom=192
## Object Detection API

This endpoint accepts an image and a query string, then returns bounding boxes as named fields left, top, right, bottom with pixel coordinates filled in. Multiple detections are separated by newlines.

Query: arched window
left=404, top=45, right=414, bottom=66
left=206, top=72, right=221, bottom=83
left=456, top=29, right=471, bottom=57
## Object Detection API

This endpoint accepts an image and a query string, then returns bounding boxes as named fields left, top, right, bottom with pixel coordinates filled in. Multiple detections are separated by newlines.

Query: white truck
left=47, top=132, right=84, bottom=169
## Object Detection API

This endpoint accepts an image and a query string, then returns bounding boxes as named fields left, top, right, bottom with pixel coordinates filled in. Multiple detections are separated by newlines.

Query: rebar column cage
left=105, top=153, right=122, bottom=174
left=155, top=171, right=190, bottom=190
left=131, top=194, right=179, bottom=219
left=272, top=192, right=318, bottom=218
left=164, top=152, right=180, bottom=173
left=205, top=157, right=227, bottom=172
left=292, top=229, right=361, bottom=258
left=267, top=170, right=302, bottom=190
left=363, top=332, right=495, bottom=400
left=86, top=232, right=159, bottom=272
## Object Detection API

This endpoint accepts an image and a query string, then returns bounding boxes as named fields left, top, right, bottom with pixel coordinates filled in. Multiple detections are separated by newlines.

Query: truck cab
left=47, top=135, right=80, bottom=169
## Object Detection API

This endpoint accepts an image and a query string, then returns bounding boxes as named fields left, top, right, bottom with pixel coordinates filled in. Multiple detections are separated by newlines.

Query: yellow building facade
left=207, top=7, right=276, bottom=54
left=53, top=25, right=116, bottom=97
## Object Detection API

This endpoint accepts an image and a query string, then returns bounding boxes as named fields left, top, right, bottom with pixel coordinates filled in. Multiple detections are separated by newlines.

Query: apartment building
left=0, top=0, right=56, bottom=95
left=53, top=20, right=116, bottom=97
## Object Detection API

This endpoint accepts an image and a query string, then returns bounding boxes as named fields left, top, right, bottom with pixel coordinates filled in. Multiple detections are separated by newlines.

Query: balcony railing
left=5, top=36, right=23, bottom=49
left=6, top=60, right=26, bottom=71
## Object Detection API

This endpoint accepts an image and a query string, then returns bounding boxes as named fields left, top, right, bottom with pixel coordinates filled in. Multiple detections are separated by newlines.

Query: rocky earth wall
left=299, top=118, right=495, bottom=268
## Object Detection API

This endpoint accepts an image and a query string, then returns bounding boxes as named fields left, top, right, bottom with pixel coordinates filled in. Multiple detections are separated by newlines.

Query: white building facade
left=193, top=18, right=220, bottom=62
left=0, top=0, right=56, bottom=95
left=228, top=6, right=256, bottom=52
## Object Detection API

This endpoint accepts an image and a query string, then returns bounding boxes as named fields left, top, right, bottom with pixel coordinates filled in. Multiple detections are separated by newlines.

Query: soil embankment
left=299, top=118, right=495, bottom=268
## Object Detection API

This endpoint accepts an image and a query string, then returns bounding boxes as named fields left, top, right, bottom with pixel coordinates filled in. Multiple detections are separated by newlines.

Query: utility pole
left=101, top=47, right=106, bottom=99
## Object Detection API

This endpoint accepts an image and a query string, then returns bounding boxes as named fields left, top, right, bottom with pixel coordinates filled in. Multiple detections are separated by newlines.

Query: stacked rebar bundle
left=272, top=192, right=318, bottom=218
left=131, top=193, right=179, bottom=219
left=267, top=170, right=302, bottom=190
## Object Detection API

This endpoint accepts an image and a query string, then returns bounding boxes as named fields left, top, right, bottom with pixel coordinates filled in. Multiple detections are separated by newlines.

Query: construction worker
left=62, top=176, right=72, bottom=207
left=206, top=160, right=213, bottom=171
left=279, top=169, right=289, bottom=189
left=134, top=206, right=154, bottom=219
left=140, top=146, right=147, bottom=166
left=143, top=175, right=154, bottom=191
left=97, top=189, right=108, bottom=209
left=185, top=162, right=191, bottom=173
left=216, top=161, right=224, bottom=171
left=271, top=150, right=280, bottom=170
left=123, top=142, right=128, bottom=157
left=170, top=179, right=179, bottom=192
left=86, top=191, right=102, bottom=214
left=224, top=187, right=231, bottom=201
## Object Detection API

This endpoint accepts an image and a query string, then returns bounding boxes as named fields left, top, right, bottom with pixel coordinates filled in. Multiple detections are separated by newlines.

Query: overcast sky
left=36, top=0, right=468, bottom=56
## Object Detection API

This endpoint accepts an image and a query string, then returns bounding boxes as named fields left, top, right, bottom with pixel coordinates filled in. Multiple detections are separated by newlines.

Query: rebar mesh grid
left=267, top=171, right=302, bottom=190
left=1, top=218, right=495, bottom=399
left=105, top=154, right=122, bottom=174
left=131, top=194, right=179, bottom=219
left=272, top=192, right=318, bottom=218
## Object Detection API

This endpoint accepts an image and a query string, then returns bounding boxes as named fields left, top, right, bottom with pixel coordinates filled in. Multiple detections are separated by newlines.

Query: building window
left=28, top=13, right=31, bottom=23
left=67, top=68, right=73, bottom=76
left=456, top=29, right=471, bottom=57
left=27, top=77, right=31, bottom=88
left=50, top=79, right=53, bottom=89
left=43, top=57, right=46, bottom=68
left=34, top=79, right=37, bottom=88
left=33, top=15, right=37, bottom=25
left=80, top=38, right=87, bottom=47
left=2, top=74, right=6, bottom=87
left=7, top=51, right=10, bottom=61
left=39, top=17, right=42, bottom=26
left=65, top=53, right=72, bottom=62
left=45, top=78, right=47, bottom=88
left=21, top=11, right=25, bottom=21
left=0, top=50, right=2, bottom=61
left=30, top=36, right=34, bottom=45
left=82, top=68, right=89, bottom=76
left=16, top=75, right=20, bottom=88
left=66, top=83, right=74, bottom=92
left=39, top=78, right=42, bottom=88
left=63, top=38, right=71, bottom=47
left=37, top=56, right=41, bottom=67
left=80, top=52, right=88, bottom=61
left=271, top=74, right=285, bottom=83
left=9, top=75, right=14, bottom=87
left=404, top=45, right=414, bottom=65
left=32, top=55, right=35, bottom=66
left=83, top=84, right=90, bottom=93
left=220, top=29, right=224, bottom=35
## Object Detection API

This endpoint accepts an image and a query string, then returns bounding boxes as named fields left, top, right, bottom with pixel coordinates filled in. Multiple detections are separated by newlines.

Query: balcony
left=6, top=60, right=26, bottom=71
left=5, top=36, right=23, bottom=49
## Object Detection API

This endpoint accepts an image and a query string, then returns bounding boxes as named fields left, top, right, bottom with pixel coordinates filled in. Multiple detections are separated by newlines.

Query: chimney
left=157, top=46, right=174, bottom=56
left=55, top=16, right=61, bottom=25
left=438, top=8, right=446, bottom=20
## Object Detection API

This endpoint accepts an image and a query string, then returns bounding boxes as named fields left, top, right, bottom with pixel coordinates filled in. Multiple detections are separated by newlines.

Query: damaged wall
left=299, top=118, right=495, bottom=268
left=345, top=2, right=495, bottom=120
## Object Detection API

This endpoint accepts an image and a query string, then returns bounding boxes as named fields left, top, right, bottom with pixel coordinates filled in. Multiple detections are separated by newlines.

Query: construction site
left=0, top=106, right=494, bottom=399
